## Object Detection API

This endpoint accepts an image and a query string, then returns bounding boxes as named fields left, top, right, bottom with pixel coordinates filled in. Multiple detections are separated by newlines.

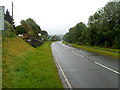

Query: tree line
left=3, top=9, right=61, bottom=42
left=63, top=1, right=120, bottom=49
left=3, top=9, right=48, bottom=40
left=16, top=18, right=48, bottom=41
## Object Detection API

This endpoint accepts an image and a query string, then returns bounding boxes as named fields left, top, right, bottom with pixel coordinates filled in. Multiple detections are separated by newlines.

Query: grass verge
left=63, top=41, right=120, bottom=59
left=3, top=37, right=63, bottom=88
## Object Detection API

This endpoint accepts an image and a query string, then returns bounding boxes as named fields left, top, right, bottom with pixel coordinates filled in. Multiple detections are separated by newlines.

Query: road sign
left=0, top=6, right=4, bottom=30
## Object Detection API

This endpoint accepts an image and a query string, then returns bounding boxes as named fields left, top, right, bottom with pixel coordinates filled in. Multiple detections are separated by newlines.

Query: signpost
left=0, top=6, right=4, bottom=90
left=0, top=6, right=4, bottom=30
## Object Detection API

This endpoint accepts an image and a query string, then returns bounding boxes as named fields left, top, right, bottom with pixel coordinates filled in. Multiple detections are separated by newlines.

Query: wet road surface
left=51, top=41, right=119, bottom=88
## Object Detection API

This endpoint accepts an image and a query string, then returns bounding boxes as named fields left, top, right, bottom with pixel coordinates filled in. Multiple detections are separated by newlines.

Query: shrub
left=113, top=36, right=120, bottom=49
left=104, top=41, right=110, bottom=48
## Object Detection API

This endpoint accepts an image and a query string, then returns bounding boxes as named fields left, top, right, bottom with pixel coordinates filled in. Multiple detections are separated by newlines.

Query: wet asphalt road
left=51, top=41, right=119, bottom=88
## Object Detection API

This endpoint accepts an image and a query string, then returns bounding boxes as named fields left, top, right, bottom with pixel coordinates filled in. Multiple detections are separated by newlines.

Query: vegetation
left=4, top=10, right=45, bottom=39
left=3, top=37, right=63, bottom=88
left=3, top=9, right=49, bottom=47
left=15, top=25, right=26, bottom=35
left=63, top=42, right=120, bottom=59
left=3, top=9, right=63, bottom=88
left=63, top=1, right=120, bottom=49
left=2, top=21, right=16, bottom=38
left=4, top=9, right=15, bottom=28
left=0, top=31, right=2, bottom=89
left=51, top=35, right=61, bottom=41
left=20, top=18, right=48, bottom=39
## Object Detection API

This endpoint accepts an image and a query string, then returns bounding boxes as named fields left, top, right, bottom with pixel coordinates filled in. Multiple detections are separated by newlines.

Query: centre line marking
left=95, top=62, right=120, bottom=75
left=72, top=51, right=84, bottom=58
left=75, top=53, right=84, bottom=57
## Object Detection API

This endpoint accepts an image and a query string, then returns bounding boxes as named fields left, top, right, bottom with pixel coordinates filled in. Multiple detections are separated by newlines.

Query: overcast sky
left=1, top=0, right=110, bottom=35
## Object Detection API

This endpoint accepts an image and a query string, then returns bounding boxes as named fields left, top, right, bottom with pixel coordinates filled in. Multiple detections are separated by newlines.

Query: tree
left=88, top=1, right=120, bottom=48
left=19, top=18, right=48, bottom=40
left=26, top=18, right=42, bottom=38
left=51, top=35, right=61, bottom=41
left=20, top=20, right=34, bottom=37
left=63, top=0, right=120, bottom=49
left=41, top=30, right=48, bottom=36
left=63, top=22, right=87, bottom=44
left=4, top=9, right=12, bottom=24
left=15, top=25, right=26, bottom=35
left=4, top=9, right=15, bottom=28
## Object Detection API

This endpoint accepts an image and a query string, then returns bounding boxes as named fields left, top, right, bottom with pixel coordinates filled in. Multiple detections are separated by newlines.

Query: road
left=51, top=41, right=119, bottom=88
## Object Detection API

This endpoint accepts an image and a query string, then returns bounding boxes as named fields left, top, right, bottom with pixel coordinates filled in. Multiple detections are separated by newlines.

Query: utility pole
left=12, top=1, right=13, bottom=26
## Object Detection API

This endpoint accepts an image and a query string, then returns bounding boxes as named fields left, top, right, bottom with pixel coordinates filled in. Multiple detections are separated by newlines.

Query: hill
left=2, top=37, right=63, bottom=88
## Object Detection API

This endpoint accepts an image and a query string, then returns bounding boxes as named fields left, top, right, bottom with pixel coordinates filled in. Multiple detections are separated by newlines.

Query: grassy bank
left=63, top=42, right=120, bottom=59
left=0, top=35, right=2, bottom=89
left=3, top=37, right=63, bottom=88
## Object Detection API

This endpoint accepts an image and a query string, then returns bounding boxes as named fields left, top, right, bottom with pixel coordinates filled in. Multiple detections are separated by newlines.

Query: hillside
left=2, top=37, right=63, bottom=88
left=3, top=37, right=34, bottom=57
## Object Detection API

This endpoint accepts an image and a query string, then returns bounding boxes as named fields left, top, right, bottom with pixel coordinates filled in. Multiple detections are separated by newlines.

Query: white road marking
left=55, top=57, right=72, bottom=89
left=65, top=46, right=71, bottom=49
left=61, top=43, right=71, bottom=49
left=72, top=48, right=75, bottom=50
left=95, top=62, right=120, bottom=75
left=72, top=51, right=84, bottom=58
left=62, top=43, right=84, bottom=58
left=75, top=53, right=84, bottom=58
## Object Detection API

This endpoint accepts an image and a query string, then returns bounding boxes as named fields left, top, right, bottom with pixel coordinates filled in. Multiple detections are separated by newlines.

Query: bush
left=113, top=36, right=120, bottom=49
left=104, top=41, right=110, bottom=48
left=2, top=31, right=16, bottom=38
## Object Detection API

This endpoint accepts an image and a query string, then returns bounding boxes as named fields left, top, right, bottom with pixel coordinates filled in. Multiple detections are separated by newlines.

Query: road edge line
left=51, top=44, right=72, bottom=89
left=55, top=57, right=72, bottom=89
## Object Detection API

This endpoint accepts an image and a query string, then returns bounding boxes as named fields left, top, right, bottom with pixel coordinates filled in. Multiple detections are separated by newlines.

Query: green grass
left=0, top=36, right=2, bottom=89
left=63, top=42, right=120, bottom=59
left=3, top=37, right=63, bottom=88
left=88, top=46, right=120, bottom=52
